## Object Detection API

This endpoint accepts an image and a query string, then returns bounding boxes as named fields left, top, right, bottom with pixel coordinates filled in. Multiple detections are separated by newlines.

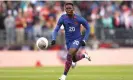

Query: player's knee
left=68, top=48, right=78, bottom=57
left=68, top=50, right=75, bottom=56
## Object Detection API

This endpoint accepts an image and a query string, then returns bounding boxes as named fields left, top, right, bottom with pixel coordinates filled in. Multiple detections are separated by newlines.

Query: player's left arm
left=80, top=17, right=90, bottom=46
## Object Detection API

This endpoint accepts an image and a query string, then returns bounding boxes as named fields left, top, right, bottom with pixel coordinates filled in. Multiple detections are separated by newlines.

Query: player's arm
left=51, top=15, right=64, bottom=45
left=80, top=17, right=90, bottom=46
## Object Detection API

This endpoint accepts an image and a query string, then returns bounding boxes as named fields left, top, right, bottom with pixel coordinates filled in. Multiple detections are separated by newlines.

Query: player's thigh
left=68, top=48, right=78, bottom=56
left=66, top=43, right=77, bottom=55
left=68, top=40, right=81, bottom=55
left=66, top=42, right=71, bottom=51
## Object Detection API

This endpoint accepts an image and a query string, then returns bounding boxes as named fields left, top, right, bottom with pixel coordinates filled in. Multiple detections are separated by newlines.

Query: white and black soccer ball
left=36, top=37, right=48, bottom=50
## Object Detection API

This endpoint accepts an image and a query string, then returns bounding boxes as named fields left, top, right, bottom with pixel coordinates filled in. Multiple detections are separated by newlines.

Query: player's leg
left=72, top=52, right=91, bottom=69
left=74, top=48, right=91, bottom=62
left=71, top=40, right=91, bottom=68
left=70, top=39, right=85, bottom=62
left=59, top=48, right=78, bottom=80
left=71, top=50, right=85, bottom=68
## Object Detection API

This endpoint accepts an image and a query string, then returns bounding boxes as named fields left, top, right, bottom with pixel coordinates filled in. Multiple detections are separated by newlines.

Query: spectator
left=46, top=15, right=56, bottom=29
left=129, top=10, right=133, bottom=29
left=15, top=8, right=25, bottom=44
left=112, top=11, right=121, bottom=28
left=102, top=14, right=114, bottom=29
left=0, top=13, right=5, bottom=30
left=120, top=5, right=130, bottom=29
left=0, top=1, right=6, bottom=30
left=33, top=20, right=42, bottom=40
left=4, top=10, right=15, bottom=45
left=40, top=3, right=50, bottom=21
left=24, top=3, right=34, bottom=42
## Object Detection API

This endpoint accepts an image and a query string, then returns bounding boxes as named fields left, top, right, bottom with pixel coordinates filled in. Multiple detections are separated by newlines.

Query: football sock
left=74, top=54, right=85, bottom=62
left=64, top=54, right=72, bottom=75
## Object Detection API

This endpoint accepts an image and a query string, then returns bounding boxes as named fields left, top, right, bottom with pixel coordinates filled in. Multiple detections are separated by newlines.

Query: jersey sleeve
left=52, top=15, right=64, bottom=40
left=80, top=17, right=90, bottom=41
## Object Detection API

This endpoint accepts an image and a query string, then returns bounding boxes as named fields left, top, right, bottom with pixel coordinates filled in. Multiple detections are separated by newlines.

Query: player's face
left=65, top=5, right=74, bottom=15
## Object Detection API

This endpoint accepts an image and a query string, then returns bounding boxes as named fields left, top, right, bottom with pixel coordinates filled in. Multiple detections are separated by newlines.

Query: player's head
left=64, top=2, right=74, bottom=16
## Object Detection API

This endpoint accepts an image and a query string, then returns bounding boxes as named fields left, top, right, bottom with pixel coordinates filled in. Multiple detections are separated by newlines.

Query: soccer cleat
left=59, top=75, right=66, bottom=80
left=84, top=52, right=91, bottom=61
left=71, top=61, right=76, bottom=68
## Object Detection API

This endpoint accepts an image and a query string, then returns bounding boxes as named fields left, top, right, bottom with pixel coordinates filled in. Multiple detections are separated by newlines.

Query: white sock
left=61, top=75, right=66, bottom=79
left=72, top=61, right=76, bottom=65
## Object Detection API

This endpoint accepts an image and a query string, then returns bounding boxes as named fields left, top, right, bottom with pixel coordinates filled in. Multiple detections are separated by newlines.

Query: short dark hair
left=65, top=2, right=74, bottom=7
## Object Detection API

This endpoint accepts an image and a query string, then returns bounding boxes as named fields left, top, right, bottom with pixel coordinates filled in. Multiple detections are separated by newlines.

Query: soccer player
left=51, top=2, right=91, bottom=80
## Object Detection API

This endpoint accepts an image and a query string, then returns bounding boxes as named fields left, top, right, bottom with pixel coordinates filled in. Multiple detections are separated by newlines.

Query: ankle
left=64, top=72, right=67, bottom=76
left=82, top=54, right=85, bottom=58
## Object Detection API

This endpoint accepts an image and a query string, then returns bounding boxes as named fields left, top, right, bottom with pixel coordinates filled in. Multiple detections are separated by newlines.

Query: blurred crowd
left=0, top=1, right=65, bottom=46
left=0, top=1, right=133, bottom=50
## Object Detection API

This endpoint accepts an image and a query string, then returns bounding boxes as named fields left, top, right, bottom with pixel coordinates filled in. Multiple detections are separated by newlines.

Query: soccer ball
left=36, top=37, right=49, bottom=50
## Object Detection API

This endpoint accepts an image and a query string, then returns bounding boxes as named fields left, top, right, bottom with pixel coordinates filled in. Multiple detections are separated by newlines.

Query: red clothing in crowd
left=15, top=17, right=24, bottom=28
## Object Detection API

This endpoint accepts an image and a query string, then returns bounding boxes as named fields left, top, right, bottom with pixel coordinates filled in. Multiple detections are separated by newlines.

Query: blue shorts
left=66, top=37, right=82, bottom=50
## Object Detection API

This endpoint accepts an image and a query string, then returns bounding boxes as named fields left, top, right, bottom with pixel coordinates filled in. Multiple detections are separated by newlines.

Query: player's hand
left=51, top=40, right=56, bottom=45
left=81, top=40, right=86, bottom=46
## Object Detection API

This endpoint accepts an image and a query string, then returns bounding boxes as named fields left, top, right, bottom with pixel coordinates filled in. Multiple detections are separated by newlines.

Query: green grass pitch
left=0, top=65, right=133, bottom=80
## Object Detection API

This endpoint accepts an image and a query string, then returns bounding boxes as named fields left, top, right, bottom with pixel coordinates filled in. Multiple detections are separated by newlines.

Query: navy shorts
left=66, top=37, right=82, bottom=50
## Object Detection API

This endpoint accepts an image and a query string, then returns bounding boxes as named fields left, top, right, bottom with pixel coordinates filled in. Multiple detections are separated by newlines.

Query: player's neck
left=67, top=14, right=74, bottom=18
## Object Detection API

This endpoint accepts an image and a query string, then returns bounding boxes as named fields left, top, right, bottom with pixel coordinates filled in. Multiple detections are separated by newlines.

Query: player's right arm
left=51, top=15, right=64, bottom=45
